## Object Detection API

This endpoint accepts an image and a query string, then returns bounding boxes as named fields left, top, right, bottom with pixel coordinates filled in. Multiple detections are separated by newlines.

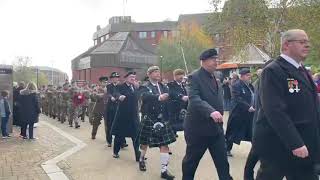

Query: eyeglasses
left=288, top=39, right=311, bottom=45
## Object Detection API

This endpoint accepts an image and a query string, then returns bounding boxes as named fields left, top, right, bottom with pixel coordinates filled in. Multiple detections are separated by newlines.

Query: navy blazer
left=184, top=67, right=224, bottom=136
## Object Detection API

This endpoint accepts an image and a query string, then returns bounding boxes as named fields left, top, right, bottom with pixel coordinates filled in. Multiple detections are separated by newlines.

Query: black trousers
left=244, top=147, right=259, bottom=178
left=226, top=139, right=233, bottom=152
left=104, top=106, right=114, bottom=144
left=21, top=122, right=34, bottom=139
left=182, top=133, right=232, bottom=180
left=256, top=158, right=318, bottom=180
left=113, top=135, right=139, bottom=158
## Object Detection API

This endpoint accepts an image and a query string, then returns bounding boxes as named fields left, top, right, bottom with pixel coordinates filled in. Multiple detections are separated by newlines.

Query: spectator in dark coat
left=19, top=82, right=41, bottom=139
left=13, top=81, right=25, bottom=127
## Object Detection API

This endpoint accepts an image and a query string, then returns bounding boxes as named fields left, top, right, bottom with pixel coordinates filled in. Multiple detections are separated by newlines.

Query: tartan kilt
left=138, top=115, right=176, bottom=148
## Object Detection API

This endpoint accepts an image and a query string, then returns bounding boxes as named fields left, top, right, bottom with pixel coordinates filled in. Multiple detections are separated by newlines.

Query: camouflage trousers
left=88, top=102, right=95, bottom=125
left=68, top=105, right=81, bottom=127
left=42, top=102, right=48, bottom=115
left=80, top=105, right=88, bottom=122
left=59, top=104, right=68, bottom=123
left=91, top=112, right=106, bottom=139
left=52, top=101, right=58, bottom=118
left=48, top=103, right=53, bottom=117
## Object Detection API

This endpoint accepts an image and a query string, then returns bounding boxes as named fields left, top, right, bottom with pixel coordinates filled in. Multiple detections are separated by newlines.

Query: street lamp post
left=160, top=55, right=163, bottom=81
left=36, top=66, right=39, bottom=88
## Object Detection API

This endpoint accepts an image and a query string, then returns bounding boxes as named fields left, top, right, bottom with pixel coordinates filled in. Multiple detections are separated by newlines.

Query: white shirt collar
left=150, top=81, right=158, bottom=86
left=175, top=80, right=182, bottom=86
left=280, top=54, right=302, bottom=69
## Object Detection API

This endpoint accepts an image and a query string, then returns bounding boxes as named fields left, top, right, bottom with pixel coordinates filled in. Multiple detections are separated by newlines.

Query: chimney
left=96, top=25, right=101, bottom=31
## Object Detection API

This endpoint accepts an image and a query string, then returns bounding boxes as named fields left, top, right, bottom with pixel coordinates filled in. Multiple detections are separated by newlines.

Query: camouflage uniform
left=46, top=87, right=54, bottom=118
left=56, top=87, right=63, bottom=121
left=52, top=88, right=58, bottom=119
left=80, top=88, right=90, bottom=122
left=40, top=89, right=47, bottom=115
left=60, top=87, right=70, bottom=123
left=91, top=87, right=105, bottom=139
left=68, top=86, right=82, bottom=128
left=88, top=90, right=96, bottom=125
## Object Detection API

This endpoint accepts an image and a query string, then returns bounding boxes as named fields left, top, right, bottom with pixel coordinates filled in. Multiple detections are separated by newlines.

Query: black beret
left=99, top=76, right=109, bottom=82
left=239, top=68, right=251, bottom=75
left=124, top=71, right=136, bottom=78
left=110, top=72, right=120, bottom=78
left=199, top=48, right=218, bottom=61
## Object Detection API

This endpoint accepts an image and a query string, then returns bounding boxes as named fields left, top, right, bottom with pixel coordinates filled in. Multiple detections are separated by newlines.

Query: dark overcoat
left=253, top=57, right=320, bottom=168
left=106, top=83, right=120, bottom=122
left=226, top=80, right=254, bottom=144
left=19, top=89, right=41, bottom=124
left=111, top=83, right=139, bottom=137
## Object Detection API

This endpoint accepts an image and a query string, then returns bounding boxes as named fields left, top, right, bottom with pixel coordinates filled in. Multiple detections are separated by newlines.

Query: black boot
left=161, top=170, right=175, bottom=180
left=139, top=160, right=146, bottom=171
left=135, top=151, right=141, bottom=162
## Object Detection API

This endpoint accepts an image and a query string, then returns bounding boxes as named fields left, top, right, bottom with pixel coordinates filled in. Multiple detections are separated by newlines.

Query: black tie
left=299, top=66, right=310, bottom=83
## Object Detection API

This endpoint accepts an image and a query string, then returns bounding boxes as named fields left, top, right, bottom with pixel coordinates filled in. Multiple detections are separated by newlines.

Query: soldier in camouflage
left=59, top=84, right=70, bottom=124
left=46, top=85, right=54, bottom=118
left=91, top=85, right=105, bottom=139
left=88, top=84, right=97, bottom=125
left=68, top=81, right=82, bottom=128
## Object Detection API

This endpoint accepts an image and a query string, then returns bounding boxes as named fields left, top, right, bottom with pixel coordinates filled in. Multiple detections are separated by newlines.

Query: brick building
left=71, top=14, right=234, bottom=83
left=72, top=16, right=177, bottom=83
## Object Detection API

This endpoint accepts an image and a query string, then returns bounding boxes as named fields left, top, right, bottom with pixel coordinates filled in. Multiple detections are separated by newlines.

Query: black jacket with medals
left=253, top=57, right=320, bottom=166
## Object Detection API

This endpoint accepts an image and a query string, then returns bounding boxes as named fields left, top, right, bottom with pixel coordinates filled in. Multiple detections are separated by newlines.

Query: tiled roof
left=91, top=32, right=129, bottom=54
left=178, top=13, right=211, bottom=26
left=93, top=21, right=177, bottom=39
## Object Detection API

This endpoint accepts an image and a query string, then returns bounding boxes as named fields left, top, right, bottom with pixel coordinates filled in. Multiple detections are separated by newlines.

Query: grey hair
left=280, top=29, right=306, bottom=52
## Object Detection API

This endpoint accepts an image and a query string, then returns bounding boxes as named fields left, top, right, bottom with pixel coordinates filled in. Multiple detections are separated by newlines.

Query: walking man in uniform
left=106, top=72, right=121, bottom=147
left=253, top=29, right=320, bottom=179
left=91, top=84, right=105, bottom=140
left=182, top=48, right=233, bottom=180
left=138, top=66, right=176, bottom=179
left=167, top=69, right=188, bottom=136
left=111, top=72, right=141, bottom=162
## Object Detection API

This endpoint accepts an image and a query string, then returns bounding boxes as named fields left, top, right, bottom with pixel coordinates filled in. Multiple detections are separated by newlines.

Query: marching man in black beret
left=138, top=66, right=176, bottom=179
left=111, top=72, right=141, bottom=161
left=182, top=48, right=233, bottom=180
left=105, top=72, right=122, bottom=147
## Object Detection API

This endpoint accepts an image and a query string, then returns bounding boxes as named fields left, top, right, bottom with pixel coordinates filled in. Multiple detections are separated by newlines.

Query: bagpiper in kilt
left=137, top=66, right=176, bottom=180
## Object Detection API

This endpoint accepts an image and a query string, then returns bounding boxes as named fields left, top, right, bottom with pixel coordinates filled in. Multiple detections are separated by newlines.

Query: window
left=139, top=32, right=147, bottom=39
left=163, top=31, right=168, bottom=38
left=151, top=31, right=156, bottom=38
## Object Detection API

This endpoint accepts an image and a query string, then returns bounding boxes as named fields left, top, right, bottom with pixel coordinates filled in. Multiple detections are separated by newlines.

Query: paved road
left=49, top=113, right=254, bottom=180
left=1, top=113, right=254, bottom=180
left=0, top=122, right=74, bottom=180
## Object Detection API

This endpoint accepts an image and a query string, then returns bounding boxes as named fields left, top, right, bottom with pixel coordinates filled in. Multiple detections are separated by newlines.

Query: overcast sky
left=0, top=0, right=214, bottom=78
